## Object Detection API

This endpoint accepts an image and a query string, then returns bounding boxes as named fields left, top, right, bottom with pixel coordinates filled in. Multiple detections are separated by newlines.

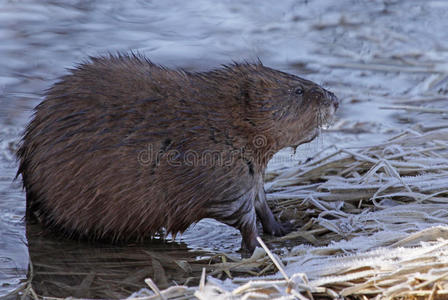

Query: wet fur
left=17, top=54, right=338, bottom=251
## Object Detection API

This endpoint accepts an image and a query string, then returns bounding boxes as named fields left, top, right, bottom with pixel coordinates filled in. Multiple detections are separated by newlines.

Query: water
left=1, top=0, right=447, bottom=298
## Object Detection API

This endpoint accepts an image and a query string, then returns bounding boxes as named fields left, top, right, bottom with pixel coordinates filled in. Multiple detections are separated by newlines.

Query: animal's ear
left=239, top=80, right=251, bottom=104
left=255, top=77, right=270, bottom=89
left=245, top=76, right=269, bottom=92
left=238, top=72, right=270, bottom=105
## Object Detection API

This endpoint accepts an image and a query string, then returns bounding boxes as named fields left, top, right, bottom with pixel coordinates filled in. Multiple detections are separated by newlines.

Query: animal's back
left=17, top=55, right=245, bottom=241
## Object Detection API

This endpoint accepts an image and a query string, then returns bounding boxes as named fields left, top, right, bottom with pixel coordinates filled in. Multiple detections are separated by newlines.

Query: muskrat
left=16, top=54, right=338, bottom=252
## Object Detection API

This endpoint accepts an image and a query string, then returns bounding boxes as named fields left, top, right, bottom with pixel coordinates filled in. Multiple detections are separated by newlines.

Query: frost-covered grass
left=129, top=127, right=448, bottom=299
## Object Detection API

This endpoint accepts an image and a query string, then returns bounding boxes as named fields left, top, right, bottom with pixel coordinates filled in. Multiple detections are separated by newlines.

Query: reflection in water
left=0, top=127, right=28, bottom=298
left=25, top=223, right=212, bottom=299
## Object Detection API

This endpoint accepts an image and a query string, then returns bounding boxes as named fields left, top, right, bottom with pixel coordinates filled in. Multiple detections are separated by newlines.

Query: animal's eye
left=294, top=87, right=304, bottom=95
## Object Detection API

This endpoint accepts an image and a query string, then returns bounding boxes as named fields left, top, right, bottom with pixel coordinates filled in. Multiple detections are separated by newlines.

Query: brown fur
left=17, top=54, right=338, bottom=251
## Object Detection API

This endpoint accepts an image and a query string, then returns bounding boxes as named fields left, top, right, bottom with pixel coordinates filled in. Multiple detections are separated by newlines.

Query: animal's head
left=233, top=63, right=339, bottom=152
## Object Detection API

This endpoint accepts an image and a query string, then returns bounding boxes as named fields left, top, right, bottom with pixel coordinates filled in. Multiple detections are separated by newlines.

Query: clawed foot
left=255, top=188, right=295, bottom=238
left=240, top=220, right=295, bottom=256
left=240, top=239, right=258, bottom=257
left=263, top=219, right=294, bottom=236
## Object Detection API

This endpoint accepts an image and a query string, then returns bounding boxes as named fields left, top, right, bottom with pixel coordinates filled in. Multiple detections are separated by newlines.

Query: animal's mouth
left=328, top=91, right=339, bottom=111
left=290, top=92, right=339, bottom=150
left=318, top=92, right=339, bottom=129
left=291, top=128, right=320, bottom=150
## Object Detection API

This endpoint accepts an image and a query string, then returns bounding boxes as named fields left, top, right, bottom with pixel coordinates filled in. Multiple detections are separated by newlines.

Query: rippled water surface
left=1, top=0, right=447, bottom=298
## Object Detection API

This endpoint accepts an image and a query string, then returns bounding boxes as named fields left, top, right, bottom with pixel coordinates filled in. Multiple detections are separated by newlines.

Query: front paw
left=265, top=220, right=294, bottom=236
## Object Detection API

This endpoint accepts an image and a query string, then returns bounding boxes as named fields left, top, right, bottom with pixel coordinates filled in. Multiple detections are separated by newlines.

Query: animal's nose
left=327, top=91, right=339, bottom=110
